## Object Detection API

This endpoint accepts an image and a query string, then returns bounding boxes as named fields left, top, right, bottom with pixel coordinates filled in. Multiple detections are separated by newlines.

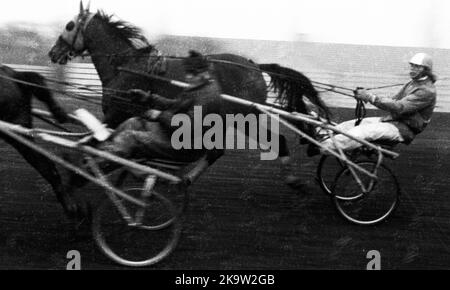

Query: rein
left=79, top=47, right=136, bottom=59
left=0, top=74, right=101, bottom=106
left=67, top=46, right=405, bottom=101
left=0, top=74, right=150, bottom=111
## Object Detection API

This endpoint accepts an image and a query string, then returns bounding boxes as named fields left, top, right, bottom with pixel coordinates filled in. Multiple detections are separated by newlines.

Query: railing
left=6, top=63, right=102, bottom=98
left=6, top=63, right=450, bottom=112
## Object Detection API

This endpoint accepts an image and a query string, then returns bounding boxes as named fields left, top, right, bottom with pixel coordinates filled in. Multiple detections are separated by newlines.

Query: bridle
left=58, top=11, right=95, bottom=58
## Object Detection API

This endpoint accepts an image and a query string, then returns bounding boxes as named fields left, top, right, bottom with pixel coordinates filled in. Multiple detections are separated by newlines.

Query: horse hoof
left=62, top=197, right=92, bottom=223
left=61, top=197, right=79, bottom=218
left=285, top=176, right=307, bottom=190
left=285, top=176, right=308, bottom=190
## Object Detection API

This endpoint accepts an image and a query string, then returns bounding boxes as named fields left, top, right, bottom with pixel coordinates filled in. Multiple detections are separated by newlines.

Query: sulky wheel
left=316, top=155, right=347, bottom=195
left=114, top=170, right=190, bottom=224
left=92, top=188, right=182, bottom=267
left=332, top=160, right=400, bottom=225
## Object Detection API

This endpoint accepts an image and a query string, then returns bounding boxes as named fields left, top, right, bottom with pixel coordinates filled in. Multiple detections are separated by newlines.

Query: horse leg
left=252, top=114, right=305, bottom=189
left=278, top=135, right=305, bottom=188
left=32, top=87, right=68, bottom=124
left=292, top=120, right=321, bottom=157
left=184, top=149, right=224, bottom=185
left=0, top=132, right=81, bottom=218
left=15, top=71, right=68, bottom=123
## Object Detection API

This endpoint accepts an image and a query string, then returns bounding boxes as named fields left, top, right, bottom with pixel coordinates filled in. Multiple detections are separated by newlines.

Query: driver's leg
left=65, top=117, right=149, bottom=190
left=321, top=117, right=403, bottom=152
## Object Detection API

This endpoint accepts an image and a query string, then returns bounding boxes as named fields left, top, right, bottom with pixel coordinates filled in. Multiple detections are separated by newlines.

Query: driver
left=320, top=52, right=437, bottom=152
left=96, top=50, right=224, bottom=164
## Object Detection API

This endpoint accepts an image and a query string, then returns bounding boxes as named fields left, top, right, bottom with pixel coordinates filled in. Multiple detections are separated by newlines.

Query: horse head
left=49, top=1, right=94, bottom=64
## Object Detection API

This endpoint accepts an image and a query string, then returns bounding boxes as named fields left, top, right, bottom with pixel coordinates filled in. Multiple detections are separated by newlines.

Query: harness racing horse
left=48, top=2, right=330, bottom=186
left=0, top=65, right=84, bottom=217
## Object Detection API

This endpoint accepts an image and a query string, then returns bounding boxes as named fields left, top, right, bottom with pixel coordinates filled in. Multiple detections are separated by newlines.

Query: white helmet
left=409, top=53, right=433, bottom=70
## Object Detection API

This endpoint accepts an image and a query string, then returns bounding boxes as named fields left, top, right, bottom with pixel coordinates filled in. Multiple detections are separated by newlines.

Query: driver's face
left=409, top=63, right=425, bottom=79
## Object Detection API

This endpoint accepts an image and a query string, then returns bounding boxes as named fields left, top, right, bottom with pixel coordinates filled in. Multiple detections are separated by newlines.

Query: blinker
left=66, top=21, right=75, bottom=32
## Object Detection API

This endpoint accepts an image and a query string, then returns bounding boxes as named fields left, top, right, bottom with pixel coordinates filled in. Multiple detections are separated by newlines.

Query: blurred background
left=1, top=0, right=450, bottom=62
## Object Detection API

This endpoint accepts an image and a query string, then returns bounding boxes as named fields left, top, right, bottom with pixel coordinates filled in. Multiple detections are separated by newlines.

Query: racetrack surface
left=0, top=105, right=449, bottom=270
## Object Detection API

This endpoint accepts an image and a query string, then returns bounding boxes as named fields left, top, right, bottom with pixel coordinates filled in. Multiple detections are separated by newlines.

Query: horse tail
left=258, top=63, right=331, bottom=121
left=14, top=71, right=68, bottom=123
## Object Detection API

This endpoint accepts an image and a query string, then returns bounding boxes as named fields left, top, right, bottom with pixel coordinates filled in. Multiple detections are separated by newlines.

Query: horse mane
left=94, top=10, right=151, bottom=49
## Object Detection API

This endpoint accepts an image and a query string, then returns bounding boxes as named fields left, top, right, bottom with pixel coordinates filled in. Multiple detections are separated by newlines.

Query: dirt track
left=0, top=107, right=449, bottom=270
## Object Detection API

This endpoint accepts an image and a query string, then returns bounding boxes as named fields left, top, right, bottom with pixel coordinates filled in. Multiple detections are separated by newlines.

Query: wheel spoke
left=333, top=161, right=399, bottom=225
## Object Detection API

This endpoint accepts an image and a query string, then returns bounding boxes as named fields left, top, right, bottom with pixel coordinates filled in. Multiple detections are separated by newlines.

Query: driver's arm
left=128, top=89, right=178, bottom=110
left=372, top=89, right=434, bottom=115
left=150, top=94, right=179, bottom=110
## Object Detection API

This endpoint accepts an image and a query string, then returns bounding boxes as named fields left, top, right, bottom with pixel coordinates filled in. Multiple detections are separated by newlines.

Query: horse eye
left=66, top=21, right=75, bottom=31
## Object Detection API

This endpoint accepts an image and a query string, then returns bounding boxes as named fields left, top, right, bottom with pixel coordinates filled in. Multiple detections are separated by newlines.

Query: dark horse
left=0, top=65, right=83, bottom=216
left=48, top=3, right=330, bottom=186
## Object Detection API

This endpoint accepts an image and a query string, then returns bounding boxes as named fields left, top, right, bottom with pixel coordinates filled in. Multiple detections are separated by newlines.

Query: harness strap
left=354, top=99, right=366, bottom=126
left=353, top=87, right=366, bottom=126
left=146, top=49, right=167, bottom=75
